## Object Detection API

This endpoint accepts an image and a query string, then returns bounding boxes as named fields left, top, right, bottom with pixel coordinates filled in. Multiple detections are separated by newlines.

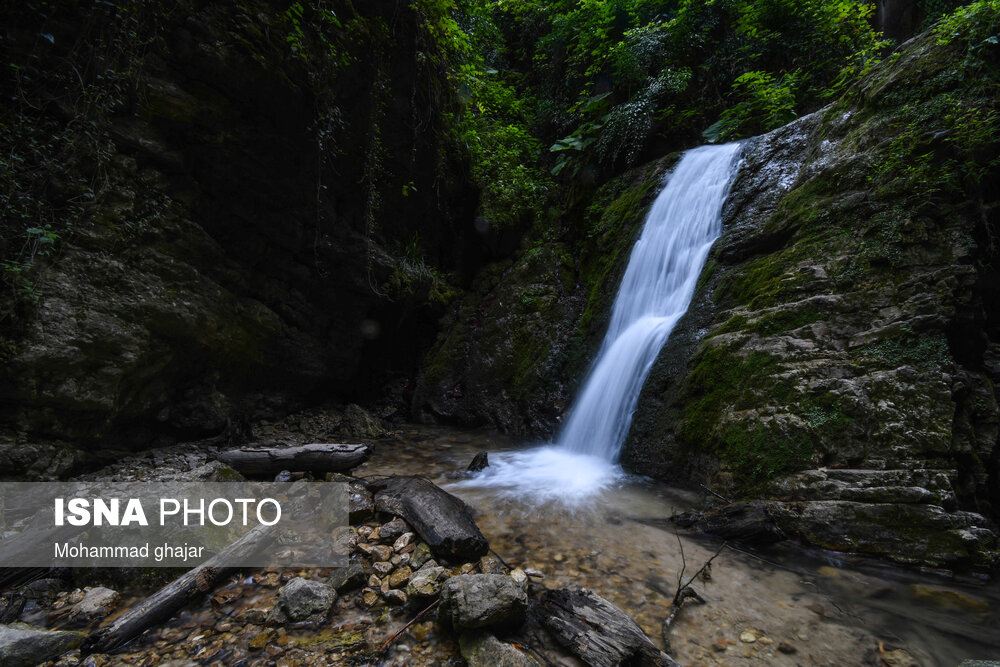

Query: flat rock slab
left=371, top=476, right=489, bottom=561
left=539, top=588, right=679, bottom=667
left=0, top=623, right=82, bottom=667
left=217, top=443, right=370, bottom=475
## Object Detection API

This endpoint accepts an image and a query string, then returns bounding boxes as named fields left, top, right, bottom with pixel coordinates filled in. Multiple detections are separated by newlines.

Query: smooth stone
left=0, top=623, right=82, bottom=667
left=327, top=564, right=366, bottom=594
left=266, top=578, right=335, bottom=625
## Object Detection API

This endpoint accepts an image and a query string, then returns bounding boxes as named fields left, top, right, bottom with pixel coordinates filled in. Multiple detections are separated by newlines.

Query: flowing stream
left=458, top=143, right=742, bottom=501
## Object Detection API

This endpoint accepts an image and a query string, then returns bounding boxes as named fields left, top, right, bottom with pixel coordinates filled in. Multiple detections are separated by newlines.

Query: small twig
left=699, top=483, right=733, bottom=504
left=675, top=541, right=726, bottom=605
left=674, top=530, right=686, bottom=600
left=379, top=599, right=440, bottom=653
left=490, top=549, right=514, bottom=571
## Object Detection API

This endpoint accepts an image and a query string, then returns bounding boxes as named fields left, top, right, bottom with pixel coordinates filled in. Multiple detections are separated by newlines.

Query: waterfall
left=454, top=143, right=741, bottom=502
left=557, top=143, right=742, bottom=460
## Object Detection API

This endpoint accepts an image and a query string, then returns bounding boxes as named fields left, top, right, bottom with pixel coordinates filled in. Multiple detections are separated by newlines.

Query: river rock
left=686, top=501, right=786, bottom=544
left=383, top=589, right=408, bottom=606
left=909, top=584, right=989, bottom=612
left=341, top=404, right=386, bottom=438
left=393, top=532, right=415, bottom=552
left=459, top=630, right=540, bottom=667
left=0, top=623, right=82, bottom=667
left=68, top=587, right=120, bottom=623
left=440, top=574, right=528, bottom=630
left=267, top=578, right=335, bottom=624
left=372, top=561, right=394, bottom=576
left=360, top=543, right=393, bottom=562
left=379, top=518, right=409, bottom=542
left=388, top=565, right=413, bottom=589
left=407, top=566, right=450, bottom=598
left=410, top=541, right=433, bottom=569
left=467, top=452, right=489, bottom=472
left=327, top=564, right=366, bottom=594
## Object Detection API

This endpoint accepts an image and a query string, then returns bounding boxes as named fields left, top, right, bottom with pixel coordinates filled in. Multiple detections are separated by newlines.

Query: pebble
left=368, top=575, right=382, bottom=588
left=373, top=561, right=394, bottom=576
left=384, top=589, right=408, bottom=605
left=379, top=518, right=409, bottom=542
left=249, top=629, right=276, bottom=650
left=778, top=641, right=797, bottom=654
left=361, top=588, right=380, bottom=607
left=360, top=543, right=393, bottom=561
left=388, top=566, right=413, bottom=588
left=412, top=621, right=434, bottom=642
left=393, top=532, right=415, bottom=552
left=740, top=630, right=757, bottom=643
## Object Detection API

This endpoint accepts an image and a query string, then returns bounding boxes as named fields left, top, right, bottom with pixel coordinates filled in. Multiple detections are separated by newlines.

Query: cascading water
left=456, top=143, right=742, bottom=502
left=556, top=143, right=742, bottom=459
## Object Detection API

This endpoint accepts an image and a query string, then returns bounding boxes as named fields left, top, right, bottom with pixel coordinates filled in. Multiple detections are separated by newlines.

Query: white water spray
left=455, top=143, right=741, bottom=502
left=557, top=143, right=742, bottom=459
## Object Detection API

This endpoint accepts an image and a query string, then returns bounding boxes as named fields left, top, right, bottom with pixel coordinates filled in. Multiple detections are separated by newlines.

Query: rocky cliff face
left=627, top=24, right=1000, bottom=568
left=419, top=19, right=999, bottom=567
left=0, top=0, right=477, bottom=477
left=411, top=156, right=678, bottom=435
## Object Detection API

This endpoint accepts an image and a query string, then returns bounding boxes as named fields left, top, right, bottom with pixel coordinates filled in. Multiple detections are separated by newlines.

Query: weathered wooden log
left=370, top=476, right=489, bottom=562
left=539, top=588, right=680, bottom=667
left=216, top=443, right=371, bottom=475
left=80, top=523, right=274, bottom=655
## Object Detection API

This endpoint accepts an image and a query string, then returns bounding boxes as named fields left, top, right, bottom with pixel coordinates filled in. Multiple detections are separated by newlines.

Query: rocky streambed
left=2, top=413, right=998, bottom=666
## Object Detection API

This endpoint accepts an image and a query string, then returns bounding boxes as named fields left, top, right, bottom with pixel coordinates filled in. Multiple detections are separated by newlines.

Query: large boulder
left=439, top=574, right=528, bottom=631
left=0, top=623, right=82, bottom=667
left=266, top=578, right=335, bottom=625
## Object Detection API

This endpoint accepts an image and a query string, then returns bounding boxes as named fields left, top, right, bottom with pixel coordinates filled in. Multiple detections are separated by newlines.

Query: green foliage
left=858, top=330, right=951, bottom=369
left=488, top=0, right=889, bottom=180
left=705, top=70, right=799, bottom=142
left=935, top=0, right=1000, bottom=47
left=0, top=0, right=159, bottom=317
left=411, top=0, right=552, bottom=229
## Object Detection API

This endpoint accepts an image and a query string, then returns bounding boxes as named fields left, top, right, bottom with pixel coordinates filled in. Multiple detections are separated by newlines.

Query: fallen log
left=539, top=588, right=680, bottom=667
left=80, top=523, right=274, bottom=655
left=216, top=443, right=370, bottom=476
left=370, top=476, right=489, bottom=562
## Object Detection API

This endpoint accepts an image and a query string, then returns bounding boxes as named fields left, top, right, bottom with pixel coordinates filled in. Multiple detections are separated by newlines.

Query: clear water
left=458, top=143, right=742, bottom=502
left=361, top=428, right=1000, bottom=667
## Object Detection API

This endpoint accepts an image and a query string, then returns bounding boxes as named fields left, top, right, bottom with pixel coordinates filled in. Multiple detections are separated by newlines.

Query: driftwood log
left=81, top=523, right=275, bottom=655
left=539, top=588, right=680, bottom=667
left=370, top=476, right=489, bottom=562
left=217, top=443, right=370, bottom=476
